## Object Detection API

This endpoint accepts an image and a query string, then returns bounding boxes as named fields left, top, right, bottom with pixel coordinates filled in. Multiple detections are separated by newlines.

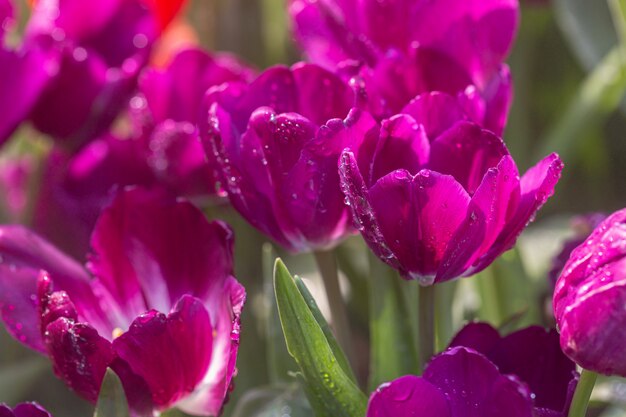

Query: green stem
left=434, top=280, right=457, bottom=352
left=418, top=285, right=436, bottom=371
left=313, top=250, right=354, bottom=366
left=568, top=369, right=597, bottom=417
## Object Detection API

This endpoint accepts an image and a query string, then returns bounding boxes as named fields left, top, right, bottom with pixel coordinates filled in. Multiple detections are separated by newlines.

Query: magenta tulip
left=289, top=0, right=519, bottom=132
left=0, top=188, right=245, bottom=416
left=339, top=94, right=563, bottom=284
left=554, top=208, right=626, bottom=376
left=0, top=403, right=53, bottom=417
left=201, top=62, right=370, bottom=252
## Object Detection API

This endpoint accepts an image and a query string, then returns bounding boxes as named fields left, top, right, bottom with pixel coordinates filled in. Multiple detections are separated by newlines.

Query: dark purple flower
left=289, top=0, right=519, bottom=131
left=0, top=403, right=53, bottom=417
left=200, top=62, right=370, bottom=252
left=450, top=322, right=579, bottom=417
left=548, top=213, right=606, bottom=287
left=0, top=188, right=246, bottom=416
left=553, top=208, right=626, bottom=377
left=24, top=0, right=160, bottom=148
left=339, top=95, right=563, bottom=284
left=367, top=346, right=535, bottom=417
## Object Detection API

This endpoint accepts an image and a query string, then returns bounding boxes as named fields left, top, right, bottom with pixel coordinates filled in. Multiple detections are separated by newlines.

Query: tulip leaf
left=273, top=259, right=367, bottom=417
left=367, top=254, right=419, bottom=390
left=294, top=274, right=357, bottom=384
left=94, top=368, right=130, bottom=417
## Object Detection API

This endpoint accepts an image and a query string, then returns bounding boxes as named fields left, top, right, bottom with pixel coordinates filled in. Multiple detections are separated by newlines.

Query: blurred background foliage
left=3, top=0, right=626, bottom=416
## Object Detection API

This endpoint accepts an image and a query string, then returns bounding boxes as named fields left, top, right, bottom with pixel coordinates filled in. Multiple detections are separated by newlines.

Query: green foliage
left=94, top=369, right=130, bottom=417
left=273, top=259, right=367, bottom=417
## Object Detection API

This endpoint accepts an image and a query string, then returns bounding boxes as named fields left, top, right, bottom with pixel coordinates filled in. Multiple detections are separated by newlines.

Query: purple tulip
left=367, top=346, right=535, bottom=417
left=339, top=95, right=563, bottom=284
left=24, top=0, right=160, bottom=148
left=289, top=0, right=519, bottom=132
left=0, top=188, right=246, bottom=416
left=450, top=322, right=579, bottom=417
left=132, top=47, right=255, bottom=197
left=553, top=208, right=626, bottom=377
left=27, top=48, right=254, bottom=259
left=0, top=0, right=55, bottom=146
left=201, top=62, right=370, bottom=252
left=32, top=134, right=157, bottom=259
left=0, top=403, right=53, bottom=417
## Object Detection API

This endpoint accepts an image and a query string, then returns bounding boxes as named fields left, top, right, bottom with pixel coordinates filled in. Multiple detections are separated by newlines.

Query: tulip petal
left=437, top=156, right=519, bottom=281
left=0, top=45, right=53, bottom=146
left=366, top=375, right=451, bottom=417
left=339, top=150, right=403, bottom=271
left=89, top=188, right=236, bottom=316
left=113, top=295, right=214, bottom=407
left=44, top=317, right=115, bottom=403
left=370, top=114, right=430, bottom=184
left=177, top=276, right=246, bottom=416
left=0, top=225, right=113, bottom=335
left=292, top=62, right=355, bottom=126
left=7, top=403, right=53, bottom=417
left=428, top=121, right=508, bottom=195
left=0, top=266, right=45, bottom=352
left=140, top=48, right=252, bottom=125
left=448, top=322, right=501, bottom=353
left=488, top=326, right=578, bottom=413
left=424, top=347, right=534, bottom=417
left=368, top=169, right=470, bottom=282
left=401, top=92, right=468, bottom=139
left=474, top=153, right=563, bottom=274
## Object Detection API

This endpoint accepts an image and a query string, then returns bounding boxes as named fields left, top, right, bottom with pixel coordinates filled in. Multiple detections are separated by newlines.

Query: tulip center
left=112, top=327, right=124, bottom=339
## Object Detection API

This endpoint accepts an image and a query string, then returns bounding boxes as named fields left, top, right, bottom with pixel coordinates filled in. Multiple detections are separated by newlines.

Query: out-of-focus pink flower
left=0, top=403, right=53, bottom=417
left=0, top=0, right=54, bottom=146
left=132, top=47, right=255, bottom=197
left=0, top=188, right=246, bottom=416
left=450, top=322, right=578, bottom=417
left=24, top=0, right=162, bottom=149
left=553, top=208, right=626, bottom=377
left=367, top=347, right=535, bottom=417
left=30, top=47, right=254, bottom=259
left=289, top=0, right=519, bottom=132
left=0, top=156, right=33, bottom=223
left=339, top=94, right=563, bottom=284
left=200, top=62, right=371, bottom=252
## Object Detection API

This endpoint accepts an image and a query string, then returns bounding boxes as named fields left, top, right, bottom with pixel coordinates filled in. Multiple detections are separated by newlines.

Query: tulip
left=0, top=188, right=245, bottom=416
left=0, top=0, right=53, bottom=146
left=288, top=0, right=519, bottom=132
left=450, top=322, right=579, bottom=416
left=0, top=403, right=53, bottom=417
left=30, top=47, right=254, bottom=259
left=201, top=62, right=369, bottom=252
left=553, top=208, right=626, bottom=376
left=24, top=0, right=162, bottom=148
left=339, top=93, right=563, bottom=284
left=367, top=346, right=535, bottom=417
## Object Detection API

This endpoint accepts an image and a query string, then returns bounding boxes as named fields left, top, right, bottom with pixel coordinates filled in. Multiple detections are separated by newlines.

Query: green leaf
left=273, top=259, right=367, bottom=417
left=367, top=254, right=419, bottom=390
left=94, top=368, right=130, bottom=417
left=294, top=275, right=357, bottom=384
